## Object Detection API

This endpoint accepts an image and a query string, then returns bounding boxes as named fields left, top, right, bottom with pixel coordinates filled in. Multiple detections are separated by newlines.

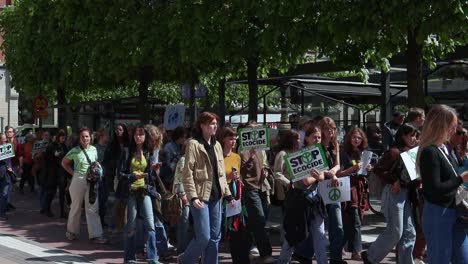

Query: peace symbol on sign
left=301, top=151, right=313, bottom=164
left=328, top=188, right=341, bottom=201
left=251, top=130, right=259, bottom=140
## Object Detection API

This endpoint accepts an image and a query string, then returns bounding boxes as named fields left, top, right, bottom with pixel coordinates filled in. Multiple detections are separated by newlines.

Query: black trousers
left=19, top=164, right=34, bottom=191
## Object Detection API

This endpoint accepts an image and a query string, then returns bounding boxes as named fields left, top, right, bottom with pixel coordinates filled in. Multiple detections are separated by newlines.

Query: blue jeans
left=367, top=185, right=415, bottom=263
left=124, top=194, right=157, bottom=262
left=453, top=221, right=468, bottom=264
left=422, top=200, right=457, bottom=264
left=177, top=204, right=191, bottom=254
left=326, top=203, right=344, bottom=260
left=0, top=179, right=9, bottom=215
left=182, top=198, right=222, bottom=264
left=243, top=188, right=272, bottom=257
left=154, top=212, right=169, bottom=254
left=278, top=212, right=327, bottom=264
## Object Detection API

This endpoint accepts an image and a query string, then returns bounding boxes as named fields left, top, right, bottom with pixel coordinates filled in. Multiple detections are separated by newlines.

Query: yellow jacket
left=182, top=138, right=231, bottom=201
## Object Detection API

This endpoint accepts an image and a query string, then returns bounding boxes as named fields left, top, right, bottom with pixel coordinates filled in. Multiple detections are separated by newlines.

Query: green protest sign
left=0, top=143, right=16, bottom=161
left=238, top=126, right=270, bottom=152
left=284, top=144, right=329, bottom=182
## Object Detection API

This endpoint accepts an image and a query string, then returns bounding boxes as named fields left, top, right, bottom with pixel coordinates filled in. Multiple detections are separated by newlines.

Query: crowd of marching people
left=0, top=104, right=467, bottom=264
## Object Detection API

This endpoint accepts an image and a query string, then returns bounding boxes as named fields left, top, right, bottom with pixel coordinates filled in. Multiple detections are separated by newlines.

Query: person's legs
left=344, top=207, right=362, bottom=254
left=452, top=220, right=468, bottom=264
left=311, top=213, right=328, bottom=264
left=58, top=171, right=68, bottom=217
left=181, top=201, right=210, bottom=263
left=367, top=186, right=406, bottom=263
left=243, top=189, right=272, bottom=257
left=0, top=180, right=9, bottom=217
left=204, top=198, right=222, bottom=264
left=422, top=201, right=456, bottom=264
left=277, top=239, right=294, bottom=264
left=124, top=195, right=138, bottom=262
left=84, top=182, right=103, bottom=239
left=67, top=174, right=86, bottom=236
left=176, top=204, right=190, bottom=254
left=326, top=203, right=345, bottom=261
left=396, top=193, right=416, bottom=264
left=98, top=180, right=108, bottom=228
left=153, top=209, right=169, bottom=255
left=141, top=195, right=157, bottom=262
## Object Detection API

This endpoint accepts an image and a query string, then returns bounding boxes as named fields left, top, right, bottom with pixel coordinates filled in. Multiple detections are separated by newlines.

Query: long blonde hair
left=416, top=104, right=457, bottom=170
left=145, top=124, right=163, bottom=152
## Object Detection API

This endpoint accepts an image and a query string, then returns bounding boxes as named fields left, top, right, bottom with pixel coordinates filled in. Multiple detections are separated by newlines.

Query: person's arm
left=61, top=157, right=74, bottom=176
left=274, top=151, right=291, bottom=187
left=181, top=141, right=198, bottom=201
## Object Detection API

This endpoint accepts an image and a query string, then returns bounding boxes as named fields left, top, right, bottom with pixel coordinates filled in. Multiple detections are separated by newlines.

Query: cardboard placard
left=32, top=140, right=48, bottom=156
left=284, top=144, right=329, bottom=182
left=238, top=126, right=270, bottom=152
left=164, top=104, right=185, bottom=130
left=0, top=143, right=15, bottom=161
left=400, top=146, right=419, bottom=181
left=318, top=176, right=351, bottom=204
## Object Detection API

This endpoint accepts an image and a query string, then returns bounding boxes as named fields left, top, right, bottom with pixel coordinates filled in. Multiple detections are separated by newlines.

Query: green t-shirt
left=65, top=145, right=98, bottom=175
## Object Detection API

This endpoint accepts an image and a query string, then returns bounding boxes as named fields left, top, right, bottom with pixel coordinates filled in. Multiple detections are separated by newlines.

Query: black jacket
left=420, top=145, right=463, bottom=208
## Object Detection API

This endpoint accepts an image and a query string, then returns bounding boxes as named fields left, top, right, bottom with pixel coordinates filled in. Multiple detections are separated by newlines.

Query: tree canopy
left=1, top=0, right=467, bottom=125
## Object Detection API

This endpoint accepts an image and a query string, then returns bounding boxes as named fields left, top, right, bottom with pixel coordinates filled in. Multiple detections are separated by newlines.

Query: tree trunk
left=138, top=66, right=153, bottom=124
left=406, top=26, right=425, bottom=108
left=56, top=85, right=67, bottom=128
left=247, top=57, right=259, bottom=122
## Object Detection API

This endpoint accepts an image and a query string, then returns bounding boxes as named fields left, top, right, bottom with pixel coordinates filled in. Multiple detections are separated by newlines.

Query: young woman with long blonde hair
left=416, top=105, right=468, bottom=263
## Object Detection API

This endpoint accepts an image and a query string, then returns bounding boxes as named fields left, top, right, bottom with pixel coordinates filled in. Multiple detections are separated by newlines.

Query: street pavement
left=0, top=186, right=398, bottom=263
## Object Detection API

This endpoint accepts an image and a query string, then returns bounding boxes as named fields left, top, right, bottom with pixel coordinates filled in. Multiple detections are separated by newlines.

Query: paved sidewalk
left=0, top=187, right=398, bottom=263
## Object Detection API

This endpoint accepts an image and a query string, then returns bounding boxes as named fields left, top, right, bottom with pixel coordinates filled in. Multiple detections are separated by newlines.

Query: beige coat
left=182, top=138, right=231, bottom=202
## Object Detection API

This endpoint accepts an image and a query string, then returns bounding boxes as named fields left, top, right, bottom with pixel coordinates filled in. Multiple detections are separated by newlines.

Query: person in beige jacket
left=179, top=112, right=233, bottom=264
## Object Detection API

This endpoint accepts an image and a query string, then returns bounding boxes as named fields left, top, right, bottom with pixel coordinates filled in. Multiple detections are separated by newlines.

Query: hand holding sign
left=284, top=144, right=329, bottom=182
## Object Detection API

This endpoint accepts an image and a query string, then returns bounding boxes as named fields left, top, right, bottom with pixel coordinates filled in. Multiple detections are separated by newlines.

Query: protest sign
left=32, top=141, right=48, bottom=156
left=0, top=143, right=15, bottom=161
left=238, top=126, right=270, bottom=152
left=164, top=104, right=185, bottom=130
left=318, top=176, right=351, bottom=204
left=357, top=150, right=373, bottom=175
left=284, top=144, right=329, bottom=182
left=400, top=146, right=419, bottom=181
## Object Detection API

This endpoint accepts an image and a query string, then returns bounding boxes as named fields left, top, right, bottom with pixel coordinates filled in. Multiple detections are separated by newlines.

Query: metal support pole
left=380, top=70, right=392, bottom=149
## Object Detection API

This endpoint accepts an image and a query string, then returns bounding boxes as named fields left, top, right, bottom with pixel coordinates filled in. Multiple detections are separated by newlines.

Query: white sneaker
left=250, top=246, right=260, bottom=256
left=414, top=258, right=425, bottom=264
left=167, top=241, right=175, bottom=250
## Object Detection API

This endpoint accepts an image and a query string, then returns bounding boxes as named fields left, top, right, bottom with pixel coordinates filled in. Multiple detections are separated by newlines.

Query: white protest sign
left=318, top=176, right=351, bottom=204
left=400, top=146, right=419, bottom=181
left=0, top=143, right=15, bottom=161
left=238, top=126, right=270, bottom=152
left=32, top=140, right=48, bottom=156
left=284, top=144, right=329, bottom=182
left=164, top=104, right=185, bottom=130
left=225, top=199, right=242, bottom=217
left=358, top=150, right=373, bottom=175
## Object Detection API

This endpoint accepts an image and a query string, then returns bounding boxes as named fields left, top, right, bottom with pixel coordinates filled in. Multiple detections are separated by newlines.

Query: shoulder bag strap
left=437, top=147, right=459, bottom=177
left=79, top=146, right=92, bottom=165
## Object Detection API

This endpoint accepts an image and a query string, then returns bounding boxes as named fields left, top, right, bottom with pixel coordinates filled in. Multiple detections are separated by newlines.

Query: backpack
left=369, top=150, right=400, bottom=197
